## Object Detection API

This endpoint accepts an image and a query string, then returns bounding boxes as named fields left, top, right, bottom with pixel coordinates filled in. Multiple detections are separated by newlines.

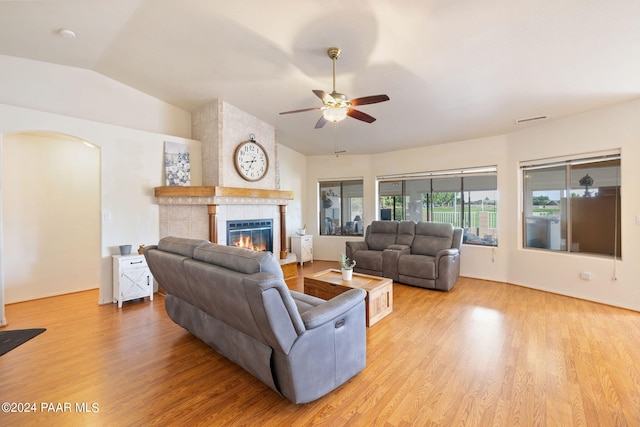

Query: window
left=319, top=180, right=364, bottom=236
left=522, top=152, right=621, bottom=257
left=377, top=167, right=498, bottom=246
left=379, top=181, right=404, bottom=221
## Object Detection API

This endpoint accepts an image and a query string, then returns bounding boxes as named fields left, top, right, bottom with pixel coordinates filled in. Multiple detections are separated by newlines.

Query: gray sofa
left=144, top=236, right=367, bottom=404
left=346, top=221, right=463, bottom=291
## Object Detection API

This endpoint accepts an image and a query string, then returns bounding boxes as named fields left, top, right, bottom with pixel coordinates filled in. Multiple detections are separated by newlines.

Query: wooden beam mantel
left=155, top=186, right=294, bottom=200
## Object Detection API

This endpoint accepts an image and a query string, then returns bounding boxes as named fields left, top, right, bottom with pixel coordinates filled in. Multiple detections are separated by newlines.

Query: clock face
left=234, top=141, right=269, bottom=181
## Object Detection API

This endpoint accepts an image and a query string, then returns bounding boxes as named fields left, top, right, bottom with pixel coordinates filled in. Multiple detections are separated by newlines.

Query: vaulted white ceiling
left=1, top=0, right=639, bottom=155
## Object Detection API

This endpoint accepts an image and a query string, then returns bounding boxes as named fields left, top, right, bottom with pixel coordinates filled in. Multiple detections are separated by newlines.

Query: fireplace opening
left=227, top=219, right=273, bottom=252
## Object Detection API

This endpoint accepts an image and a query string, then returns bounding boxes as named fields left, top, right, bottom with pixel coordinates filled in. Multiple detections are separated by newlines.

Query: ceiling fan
left=280, top=47, right=390, bottom=129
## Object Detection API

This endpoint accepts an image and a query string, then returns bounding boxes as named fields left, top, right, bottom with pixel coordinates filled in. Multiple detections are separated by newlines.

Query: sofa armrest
left=142, top=244, right=158, bottom=254
left=435, top=248, right=461, bottom=291
left=434, top=248, right=459, bottom=273
left=345, top=241, right=368, bottom=259
left=435, top=248, right=459, bottom=260
left=301, top=288, right=366, bottom=330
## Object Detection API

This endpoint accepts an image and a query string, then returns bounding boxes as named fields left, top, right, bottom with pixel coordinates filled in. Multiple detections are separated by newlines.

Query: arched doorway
left=1, top=131, right=100, bottom=306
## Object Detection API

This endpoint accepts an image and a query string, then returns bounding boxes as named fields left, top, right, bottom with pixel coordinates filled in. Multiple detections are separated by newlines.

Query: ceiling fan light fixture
left=322, top=106, right=348, bottom=123
left=279, top=46, right=389, bottom=128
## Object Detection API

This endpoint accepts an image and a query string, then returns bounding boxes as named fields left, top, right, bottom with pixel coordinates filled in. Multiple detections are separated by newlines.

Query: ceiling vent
left=515, top=115, right=548, bottom=124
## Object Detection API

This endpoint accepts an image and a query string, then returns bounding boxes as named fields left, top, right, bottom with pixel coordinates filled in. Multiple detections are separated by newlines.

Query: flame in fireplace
left=233, top=235, right=267, bottom=252
left=227, top=219, right=272, bottom=252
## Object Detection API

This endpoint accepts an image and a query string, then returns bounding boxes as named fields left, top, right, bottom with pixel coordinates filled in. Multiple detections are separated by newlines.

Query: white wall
left=306, top=153, right=373, bottom=263
left=0, top=56, right=307, bottom=325
left=504, top=99, right=640, bottom=310
left=0, top=104, right=201, bottom=325
left=3, top=133, right=100, bottom=303
left=276, top=144, right=307, bottom=251
left=305, top=98, right=640, bottom=311
left=0, top=55, right=192, bottom=138
left=0, top=55, right=198, bottom=324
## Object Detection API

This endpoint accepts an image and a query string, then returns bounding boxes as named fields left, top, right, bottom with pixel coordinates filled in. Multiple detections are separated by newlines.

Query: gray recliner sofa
left=346, top=221, right=463, bottom=291
left=144, top=236, right=367, bottom=404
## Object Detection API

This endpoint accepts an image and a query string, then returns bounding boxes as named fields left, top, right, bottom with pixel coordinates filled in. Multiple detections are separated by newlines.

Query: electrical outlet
left=580, top=271, right=592, bottom=281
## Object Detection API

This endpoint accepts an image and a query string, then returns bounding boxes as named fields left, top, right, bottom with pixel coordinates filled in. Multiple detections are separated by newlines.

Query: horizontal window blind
left=378, top=166, right=497, bottom=182
left=520, top=151, right=620, bottom=171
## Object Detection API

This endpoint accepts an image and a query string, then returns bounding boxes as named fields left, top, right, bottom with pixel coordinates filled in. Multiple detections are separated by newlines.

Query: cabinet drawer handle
left=130, top=260, right=144, bottom=265
left=335, top=319, right=345, bottom=329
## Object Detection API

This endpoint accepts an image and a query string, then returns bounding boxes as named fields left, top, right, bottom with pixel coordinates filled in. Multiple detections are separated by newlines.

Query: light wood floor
left=2, top=261, right=640, bottom=426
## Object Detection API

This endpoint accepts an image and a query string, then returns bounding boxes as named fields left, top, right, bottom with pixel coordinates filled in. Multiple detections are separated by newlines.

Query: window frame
left=318, top=179, right=364, bottom=237
left=377, top=166, right=498, bottom=247
left=520, top=151, right=621, bottom=258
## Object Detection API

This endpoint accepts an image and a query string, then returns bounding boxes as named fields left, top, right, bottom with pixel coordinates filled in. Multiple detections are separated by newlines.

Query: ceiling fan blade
left=347, top=108, right=377, bottom=123
left=349, top=94, right=390, bottom=106
left=279, top=106, right=321, bottom=115
left=312, top=89, right=335, bottom=104
left=315, top=116, right=328, bottom=129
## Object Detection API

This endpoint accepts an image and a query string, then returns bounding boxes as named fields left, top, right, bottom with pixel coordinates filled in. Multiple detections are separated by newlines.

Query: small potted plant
left=339, top=252, right=356, bottom=281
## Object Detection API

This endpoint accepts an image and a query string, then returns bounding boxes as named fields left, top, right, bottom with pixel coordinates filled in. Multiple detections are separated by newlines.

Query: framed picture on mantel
left=164, top=141, right=190, bottom=186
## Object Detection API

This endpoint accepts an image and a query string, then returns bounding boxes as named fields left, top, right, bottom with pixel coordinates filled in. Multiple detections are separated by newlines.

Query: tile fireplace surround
left=155, top=186, right=294, bottom=259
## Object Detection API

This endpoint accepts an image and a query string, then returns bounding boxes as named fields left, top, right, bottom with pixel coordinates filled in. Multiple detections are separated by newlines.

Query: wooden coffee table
left=304, top=269, right=393, bottom=326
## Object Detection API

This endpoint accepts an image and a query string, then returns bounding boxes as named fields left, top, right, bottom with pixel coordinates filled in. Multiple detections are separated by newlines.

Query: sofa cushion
left=366, top=221, right=398, bottom=251
left=411, top=222, right=454, bottom=256
left=193, top=243, right=283, bottom=278
left=396, top=221, right=416, bottom=246
left=352, top=250, right=384, bottom=272
left=145, top=245, right=198, bottom=304
left=398, top=254, right=436, bottom=279
left=157, top=236, right=209, bottom=257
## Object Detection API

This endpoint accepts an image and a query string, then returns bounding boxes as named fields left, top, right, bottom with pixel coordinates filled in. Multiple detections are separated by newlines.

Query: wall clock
left=234, top=136, right=269, bottom=181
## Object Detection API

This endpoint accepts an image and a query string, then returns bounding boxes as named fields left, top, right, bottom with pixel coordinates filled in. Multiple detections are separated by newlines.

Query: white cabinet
left=291, top=235, right=313, bottom=266
left=112, top=254, right=154, bottom=308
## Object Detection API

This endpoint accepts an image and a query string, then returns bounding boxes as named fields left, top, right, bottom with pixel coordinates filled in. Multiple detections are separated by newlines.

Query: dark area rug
left=0, top=328, right=46, bottom=356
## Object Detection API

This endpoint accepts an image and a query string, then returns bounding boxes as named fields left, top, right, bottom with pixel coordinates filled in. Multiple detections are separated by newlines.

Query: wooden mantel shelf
left=155, top=186, right=294, bottom=200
